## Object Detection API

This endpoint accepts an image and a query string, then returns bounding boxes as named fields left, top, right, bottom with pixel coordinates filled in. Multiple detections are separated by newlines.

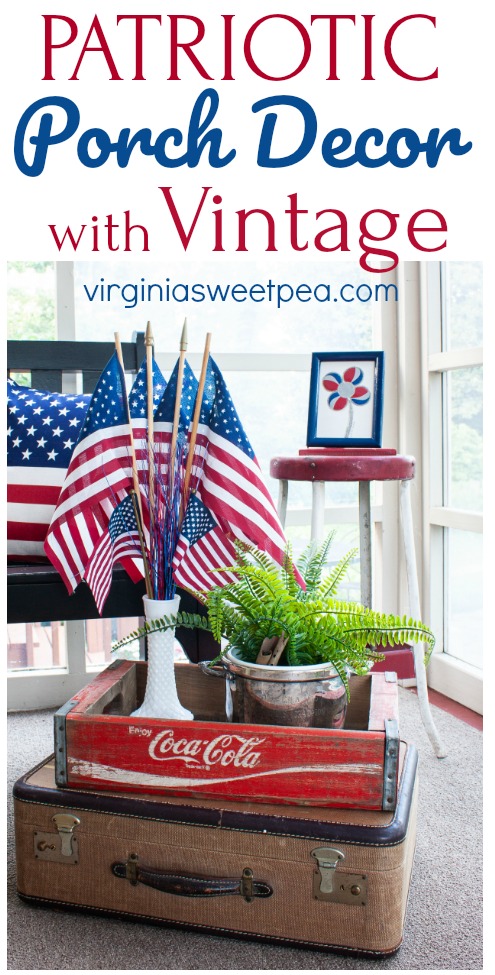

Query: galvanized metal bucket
left=201, top=647, right=348, bottom=729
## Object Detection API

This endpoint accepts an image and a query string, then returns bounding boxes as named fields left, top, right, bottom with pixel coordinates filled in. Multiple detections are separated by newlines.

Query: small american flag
left=154, top=358, right=198, bottom=443
left=151, top=358, right=199, bottom=599
left=146, top=357, right=198, bottom=507
left=129, top=356, right=167, bottom=421
left=172, top=493, right=238, bottom=592
left=44, top=352, right=136, bottom=594
left=85, top=494, right=142, bottom=613
left=7, top=378, right=90, bottom=560
left=129, top=354, right=167, bottom=502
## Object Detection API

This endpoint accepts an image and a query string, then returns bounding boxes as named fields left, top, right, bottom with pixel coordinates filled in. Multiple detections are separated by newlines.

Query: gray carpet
left=7, top=688, right=482, bottom=971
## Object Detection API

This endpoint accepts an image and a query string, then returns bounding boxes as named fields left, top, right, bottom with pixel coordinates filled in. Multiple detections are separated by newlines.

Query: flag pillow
left=7, top=379, right=90, bottom=561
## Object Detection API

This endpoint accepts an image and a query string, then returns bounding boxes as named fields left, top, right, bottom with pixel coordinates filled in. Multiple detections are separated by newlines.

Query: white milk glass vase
left=132, top=594, right=193, bottom=720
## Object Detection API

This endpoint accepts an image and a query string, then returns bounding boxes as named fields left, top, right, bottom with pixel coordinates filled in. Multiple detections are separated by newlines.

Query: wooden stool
left=270, top=448, right=447, bottom=758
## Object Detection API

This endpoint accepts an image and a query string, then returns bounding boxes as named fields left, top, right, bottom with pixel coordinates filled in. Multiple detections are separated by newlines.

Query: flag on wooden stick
left=84, top=493, right=143, bottom=613
left=172, top=494, right=238, bottom=592
left=42, top=334, right=302, bottom=609
left=128, top=355, right=167, bottom=422
left=129, top=346, right=167, bottom=502
left=149, top=356, right=198, bottom=599
left=44, top=352, right=136, bottom=593
left=154, top=358, right=198, bottom=444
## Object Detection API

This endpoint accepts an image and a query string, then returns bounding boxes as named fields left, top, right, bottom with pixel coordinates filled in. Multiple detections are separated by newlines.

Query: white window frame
left=419, top=263, right=483, bottom=714
left=7, top=264, right=95, bottom=710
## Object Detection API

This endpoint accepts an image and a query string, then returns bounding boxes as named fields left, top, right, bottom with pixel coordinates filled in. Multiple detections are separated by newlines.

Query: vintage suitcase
left=13, top=743, right=418, bottom=957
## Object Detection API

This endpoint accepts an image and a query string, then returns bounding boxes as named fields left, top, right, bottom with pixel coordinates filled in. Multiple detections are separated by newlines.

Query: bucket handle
left=198, top=660, right=235, bottom=682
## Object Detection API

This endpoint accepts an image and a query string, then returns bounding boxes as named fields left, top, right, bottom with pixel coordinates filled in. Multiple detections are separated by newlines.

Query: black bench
left=7, top=336, right=218, bottom=663
left=8, top=334, right=147, bottom=394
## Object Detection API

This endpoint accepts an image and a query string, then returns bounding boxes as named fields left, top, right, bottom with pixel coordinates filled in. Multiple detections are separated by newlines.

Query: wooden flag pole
left=145, top=321, right=155, bottom=523
left=129, top=489, right=153, bottom=599
left=169, top=318, right=187, bottom=493
left=182, top=331, right=212, bottom=511
left=114, top=332, right=152, bottom=598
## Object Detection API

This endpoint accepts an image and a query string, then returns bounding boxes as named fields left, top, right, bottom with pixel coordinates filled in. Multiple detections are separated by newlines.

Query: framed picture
left=307, top=351, right=385, bottom=448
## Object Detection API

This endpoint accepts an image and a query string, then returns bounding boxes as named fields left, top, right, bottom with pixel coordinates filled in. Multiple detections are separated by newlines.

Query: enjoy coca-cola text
left=148, top=730, right=266, bottom=769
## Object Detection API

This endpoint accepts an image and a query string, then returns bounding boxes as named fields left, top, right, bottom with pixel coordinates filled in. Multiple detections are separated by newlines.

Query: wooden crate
left=55, top=660, right=400, bottom=810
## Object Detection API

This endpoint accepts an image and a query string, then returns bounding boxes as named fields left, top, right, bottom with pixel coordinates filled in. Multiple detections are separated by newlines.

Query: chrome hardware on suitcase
left=14, top=744, right=418, bottom=957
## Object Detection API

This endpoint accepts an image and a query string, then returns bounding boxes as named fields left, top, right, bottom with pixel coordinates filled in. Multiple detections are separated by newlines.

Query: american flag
left=129, top=354, right=167, bottom=500
left=84, top=493, right=142, bottom=613
left=129, top=355, right=167, bottom=421
left=44, top=353, right=136, bottom=594
left=154, top=358, right=197, bottom=437
left=148, top=358, right=198, bottom=599
left=183, top=358, right=303, bottom=587
left=172, top=493, right=238, bottom=592
left=7, top=378, right=90, bottom=560
left=153, top=357, right=198, bottom=505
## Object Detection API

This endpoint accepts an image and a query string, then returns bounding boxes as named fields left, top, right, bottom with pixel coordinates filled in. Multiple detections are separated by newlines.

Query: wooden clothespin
left=256, top=633, right=288, bottom=666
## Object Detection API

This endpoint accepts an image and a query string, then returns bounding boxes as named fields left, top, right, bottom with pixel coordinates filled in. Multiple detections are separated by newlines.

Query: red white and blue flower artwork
left=307, top=352, right=384, bottom=447
left=322, top=367, right=371, bottom=438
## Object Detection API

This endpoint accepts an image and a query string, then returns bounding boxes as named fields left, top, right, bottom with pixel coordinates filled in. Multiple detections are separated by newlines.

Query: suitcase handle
left=112, top=855, right=272, bottom=901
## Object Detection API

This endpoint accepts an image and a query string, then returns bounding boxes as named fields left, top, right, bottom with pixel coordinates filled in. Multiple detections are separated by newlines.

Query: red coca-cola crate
left=55, top=659, right=400, bottom=810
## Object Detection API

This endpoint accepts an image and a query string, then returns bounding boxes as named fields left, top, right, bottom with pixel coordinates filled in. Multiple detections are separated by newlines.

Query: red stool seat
left=270, top=453, right=415, bottom=483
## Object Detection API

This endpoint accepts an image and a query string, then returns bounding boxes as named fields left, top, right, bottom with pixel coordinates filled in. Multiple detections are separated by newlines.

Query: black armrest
left=7, top=335, right=145, bottom=393
left=6, top=565, right=219, bottom=663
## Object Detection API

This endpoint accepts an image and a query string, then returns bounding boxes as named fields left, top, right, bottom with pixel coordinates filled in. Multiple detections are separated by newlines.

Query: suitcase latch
left=34, top=814, right=80, bottom=864
left=311, top=847, right=368, bottom=906
left=53, top=814, right=80, bottom=857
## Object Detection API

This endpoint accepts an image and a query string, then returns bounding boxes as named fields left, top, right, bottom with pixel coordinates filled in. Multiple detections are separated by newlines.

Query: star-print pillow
left=7, top=379, right=90, bottom=560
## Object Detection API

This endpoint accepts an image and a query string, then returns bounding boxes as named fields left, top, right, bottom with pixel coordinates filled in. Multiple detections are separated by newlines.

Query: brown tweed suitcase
left=13, top=744, right=418, bottom=958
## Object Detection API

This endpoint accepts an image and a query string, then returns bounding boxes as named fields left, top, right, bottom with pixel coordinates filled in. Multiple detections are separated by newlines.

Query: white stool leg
left=358, top=481, right=372, bottom=608
left=400, top=479, right=447, bottom=758
left=311, top=481, right=325, bottom=544
left=277, top=479, right=289, bottom=527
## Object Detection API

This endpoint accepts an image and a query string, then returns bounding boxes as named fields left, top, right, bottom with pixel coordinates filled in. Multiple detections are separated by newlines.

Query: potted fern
left=114, top=533, right=435, bottom=729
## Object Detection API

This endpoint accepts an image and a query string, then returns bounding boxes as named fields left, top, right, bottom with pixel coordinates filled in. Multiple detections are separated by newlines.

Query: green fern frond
left=281, top=542, right=301, bottom=597
left=112, top=611, right=212, bottom=651
left=296, top=531, right=335, bottom=580
left=112, top=532, right=436, bottom=682
left=247, top=544, right=284, bottom=575
left=297, top=531, right=337, bottom=596
left=315, top=548, right=358, bottom=600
